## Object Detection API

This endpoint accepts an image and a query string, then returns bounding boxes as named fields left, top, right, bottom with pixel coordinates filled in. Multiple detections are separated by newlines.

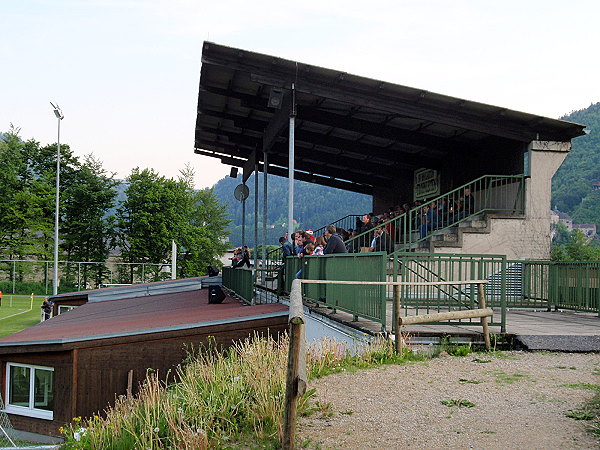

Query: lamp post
left=50, top=102, right=64, bottom=296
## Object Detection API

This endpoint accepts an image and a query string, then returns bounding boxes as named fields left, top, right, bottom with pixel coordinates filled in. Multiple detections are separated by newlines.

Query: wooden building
left=0, top=281, right=288, bottom=437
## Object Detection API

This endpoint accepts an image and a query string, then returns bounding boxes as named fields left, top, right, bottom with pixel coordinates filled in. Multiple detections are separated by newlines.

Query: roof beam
left=193, top=149, right=373, bottom=194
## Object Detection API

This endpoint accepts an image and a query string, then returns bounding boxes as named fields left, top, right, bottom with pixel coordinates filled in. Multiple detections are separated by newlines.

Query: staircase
left=345, top=174, right=527, bottom=258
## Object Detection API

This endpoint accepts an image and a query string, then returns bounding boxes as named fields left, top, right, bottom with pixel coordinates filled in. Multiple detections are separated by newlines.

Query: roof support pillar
left=262, top=152, right=268, bottom=274
left=253, top=164, right=259, bottom=304
left=288, top=83, right=296, bottom=242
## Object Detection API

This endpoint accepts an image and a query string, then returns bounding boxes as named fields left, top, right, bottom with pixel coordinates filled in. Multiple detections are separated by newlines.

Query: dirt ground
left=298, top=351, right=600, bottom=449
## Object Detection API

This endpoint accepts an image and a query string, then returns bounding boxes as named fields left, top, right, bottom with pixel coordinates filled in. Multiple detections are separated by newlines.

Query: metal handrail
left=345, top=174, right=525, bottom=252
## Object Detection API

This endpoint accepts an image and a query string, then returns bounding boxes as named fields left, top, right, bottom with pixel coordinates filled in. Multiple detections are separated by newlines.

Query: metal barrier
left=552, top=262, right=600, bottom=314
left=390, top=253, right=507, bottom=332
left=312, top=214, right=363, bottom=237
left=0, top=259, right=168, bottom=295
left=503, top=260, right=599, bottom=315
left=284, top=252, right=388, bottom=328
left=345, top=174, right=525, bottom=252
left=221, top=267, right=254, bottom=304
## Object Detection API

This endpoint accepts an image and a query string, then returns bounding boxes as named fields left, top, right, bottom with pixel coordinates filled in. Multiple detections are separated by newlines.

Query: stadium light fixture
left=50, top=102, right=64, bottom=296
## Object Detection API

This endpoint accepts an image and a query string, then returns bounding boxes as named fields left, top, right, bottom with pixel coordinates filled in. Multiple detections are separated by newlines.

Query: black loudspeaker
left=207, top=265, right=219, bottom=277
left=229, top=167, right=238, bottom=178
left=208, top=285, right=226, bottom=304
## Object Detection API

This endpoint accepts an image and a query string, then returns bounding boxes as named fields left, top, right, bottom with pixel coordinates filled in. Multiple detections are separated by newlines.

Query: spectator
left=370, top=227, right=393, bottom=253
left=294, top=231, right=305, bottom=255
left=324, top=225, right=348, bottom=254
left=305, top=229, right=316, bottom=242
left=41, top=298, right=52, bottom=321
left=279, top=236, right=295, bottom=261
left=313, top=236, right=326, bottom=255
left=230, top=247, right=242, bottom=267
left=234, top=246, right=251, bottom=268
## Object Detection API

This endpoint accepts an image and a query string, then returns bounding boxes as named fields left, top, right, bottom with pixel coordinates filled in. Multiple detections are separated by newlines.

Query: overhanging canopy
left=195, top=42, right=585, bottom=195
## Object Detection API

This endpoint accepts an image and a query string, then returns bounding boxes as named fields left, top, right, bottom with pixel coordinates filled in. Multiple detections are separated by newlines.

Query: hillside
left=212, top=174, right=372, bottom=246
left=552, top=103, right=600, bottom=228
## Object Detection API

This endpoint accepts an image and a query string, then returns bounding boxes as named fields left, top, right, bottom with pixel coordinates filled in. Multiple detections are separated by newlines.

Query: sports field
left=0, top=295, right=44, bottom=338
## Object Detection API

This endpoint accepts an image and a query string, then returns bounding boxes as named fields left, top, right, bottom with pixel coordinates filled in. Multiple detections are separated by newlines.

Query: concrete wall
left=435, top=141, right=570, bottom=260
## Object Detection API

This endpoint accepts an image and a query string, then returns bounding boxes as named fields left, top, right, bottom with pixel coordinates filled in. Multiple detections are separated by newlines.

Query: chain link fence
left=0, top=259, right=172, bottom=295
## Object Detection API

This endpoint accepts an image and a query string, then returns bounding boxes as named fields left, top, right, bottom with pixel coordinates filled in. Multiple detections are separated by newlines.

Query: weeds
left=440, top=399, right=476, bottom=408
left=565, top=391, right=600, bottom=438
left=489, top=370, right=530, bottom=384
left=61, top=333, right=423, bottom=448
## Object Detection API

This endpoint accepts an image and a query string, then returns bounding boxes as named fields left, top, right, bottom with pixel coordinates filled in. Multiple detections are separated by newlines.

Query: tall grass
left=61, top=333, right=421, bottom=448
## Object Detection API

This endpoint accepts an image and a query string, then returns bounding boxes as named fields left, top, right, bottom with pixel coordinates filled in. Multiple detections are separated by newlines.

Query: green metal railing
left=283, top=252, right=388, bottom=328
left=312, top=214, right=363, bottom=237
left=503, top=260, right=599, bottom=315
left=222, top=267, right=254, bottom=304
left=345, top=174, right=525, bottom=252
left=551, top=262, right=599, bottom=314
left=389, top=253, right=507, bottom=332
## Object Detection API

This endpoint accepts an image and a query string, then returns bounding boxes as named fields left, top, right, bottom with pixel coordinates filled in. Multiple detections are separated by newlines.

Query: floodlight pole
left=50, top=102, right=64, bottom=296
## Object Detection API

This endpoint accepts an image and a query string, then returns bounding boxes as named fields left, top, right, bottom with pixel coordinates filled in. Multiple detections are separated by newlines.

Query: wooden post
left=478, top=283, right=491, bottom=350
left=127, top=370, right=134, bottom=397
left=283, top=280, right=307, bottom=449
left=393, top=284, right=402, bottom=353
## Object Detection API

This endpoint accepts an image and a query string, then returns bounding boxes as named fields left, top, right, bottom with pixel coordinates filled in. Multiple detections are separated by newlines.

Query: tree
left=116, top=166, right=230, bottom=281
left=61, top=155, right=118, bottom=286
left=551, top=229, right=600, bottom=261
left=176, top=166, right=230, bottom=276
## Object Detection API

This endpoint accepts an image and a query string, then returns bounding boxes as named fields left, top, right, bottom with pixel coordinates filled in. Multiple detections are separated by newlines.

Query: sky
left=1, top=0, right=599, bottom=189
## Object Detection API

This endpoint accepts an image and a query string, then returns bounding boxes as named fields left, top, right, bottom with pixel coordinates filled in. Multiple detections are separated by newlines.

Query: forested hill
left=212, top=174, right=372, bottom=246
left=552, top=102, right=600, bottom=228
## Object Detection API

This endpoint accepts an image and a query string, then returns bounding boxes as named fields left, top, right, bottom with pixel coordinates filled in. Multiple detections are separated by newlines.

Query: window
left=5, top=363, right=54, bottom=420
left=58, top=305, right=77, bottom=315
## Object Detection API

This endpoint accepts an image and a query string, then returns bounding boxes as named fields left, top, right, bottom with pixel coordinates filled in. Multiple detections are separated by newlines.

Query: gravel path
left=299, top=352, right=600, bottom=449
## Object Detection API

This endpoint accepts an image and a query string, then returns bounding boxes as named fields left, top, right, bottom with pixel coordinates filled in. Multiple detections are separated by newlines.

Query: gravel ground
left=299, top=351, right=600, bottom=449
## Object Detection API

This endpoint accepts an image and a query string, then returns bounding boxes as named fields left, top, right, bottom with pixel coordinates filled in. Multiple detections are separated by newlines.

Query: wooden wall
left=1, top=316, right=287, bottom=438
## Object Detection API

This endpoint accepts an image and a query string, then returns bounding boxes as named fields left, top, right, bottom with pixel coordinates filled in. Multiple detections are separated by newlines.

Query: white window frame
left=5, top=363, right=54, bottom=420
left=58, top=305, right=77, bottom=315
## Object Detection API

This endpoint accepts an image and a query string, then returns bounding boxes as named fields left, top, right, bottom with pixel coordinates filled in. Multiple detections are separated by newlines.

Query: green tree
left=551, top=229, right=600, bottom=261
left=61, top=155, right=118, bottom=287
left=116, top=167, right=230, bottom=281
left=176, top=166, right=230, bottom=276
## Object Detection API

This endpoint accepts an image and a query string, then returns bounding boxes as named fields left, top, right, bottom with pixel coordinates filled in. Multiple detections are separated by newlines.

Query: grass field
left=0, top=295, right=44, bottom=338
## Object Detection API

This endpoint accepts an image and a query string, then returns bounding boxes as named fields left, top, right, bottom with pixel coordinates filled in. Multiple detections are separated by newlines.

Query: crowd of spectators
left=278, top=187, right=476, bottom=260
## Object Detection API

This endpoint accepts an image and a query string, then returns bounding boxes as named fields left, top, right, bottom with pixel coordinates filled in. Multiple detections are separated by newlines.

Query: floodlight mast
left=50, top=102, right=64, bottom=296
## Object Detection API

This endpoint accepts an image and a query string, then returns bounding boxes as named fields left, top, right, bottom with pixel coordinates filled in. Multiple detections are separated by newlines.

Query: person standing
left=323, top=225, right=348, bottom=254
left=279, top=236, right=295, bottom=260
left=41, top=298, right=52, bottom=321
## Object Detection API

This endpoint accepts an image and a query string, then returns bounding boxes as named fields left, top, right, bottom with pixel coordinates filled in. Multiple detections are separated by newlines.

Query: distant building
left=592, top=181, right=600, bottom=191
left=572, top=223, right=597, bottom=238
left=550, top=209, right=573, bottom=232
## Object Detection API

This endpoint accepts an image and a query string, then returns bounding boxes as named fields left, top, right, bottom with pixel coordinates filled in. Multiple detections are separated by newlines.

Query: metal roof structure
left=195, top=42, right=586, bottom=195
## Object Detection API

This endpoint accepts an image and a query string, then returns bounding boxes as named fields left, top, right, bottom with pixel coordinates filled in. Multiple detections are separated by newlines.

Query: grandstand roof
left=195, top=42, right=586, bottom=195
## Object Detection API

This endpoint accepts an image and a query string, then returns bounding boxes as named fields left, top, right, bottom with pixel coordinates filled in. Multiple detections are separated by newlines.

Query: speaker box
left=229, top=167, right=238, bottom=178
left=207, top=265, right=219, bottom=277
left=208, top=285, right=226, bottom=304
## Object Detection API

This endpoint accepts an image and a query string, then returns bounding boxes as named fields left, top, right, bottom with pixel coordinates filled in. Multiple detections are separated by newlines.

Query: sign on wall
left=414, top=168, right=440, bottom=201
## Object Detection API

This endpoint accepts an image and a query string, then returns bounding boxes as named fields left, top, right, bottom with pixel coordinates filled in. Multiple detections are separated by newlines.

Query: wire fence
left=0, top=259, right=172, bottom=295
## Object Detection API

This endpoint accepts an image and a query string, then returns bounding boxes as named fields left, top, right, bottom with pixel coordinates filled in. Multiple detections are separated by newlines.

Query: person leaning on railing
left=323, top=225, right=348, bottom=254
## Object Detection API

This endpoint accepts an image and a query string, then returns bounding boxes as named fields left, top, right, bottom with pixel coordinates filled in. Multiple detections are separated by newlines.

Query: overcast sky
left=2, top=0, right=598, bottom=188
